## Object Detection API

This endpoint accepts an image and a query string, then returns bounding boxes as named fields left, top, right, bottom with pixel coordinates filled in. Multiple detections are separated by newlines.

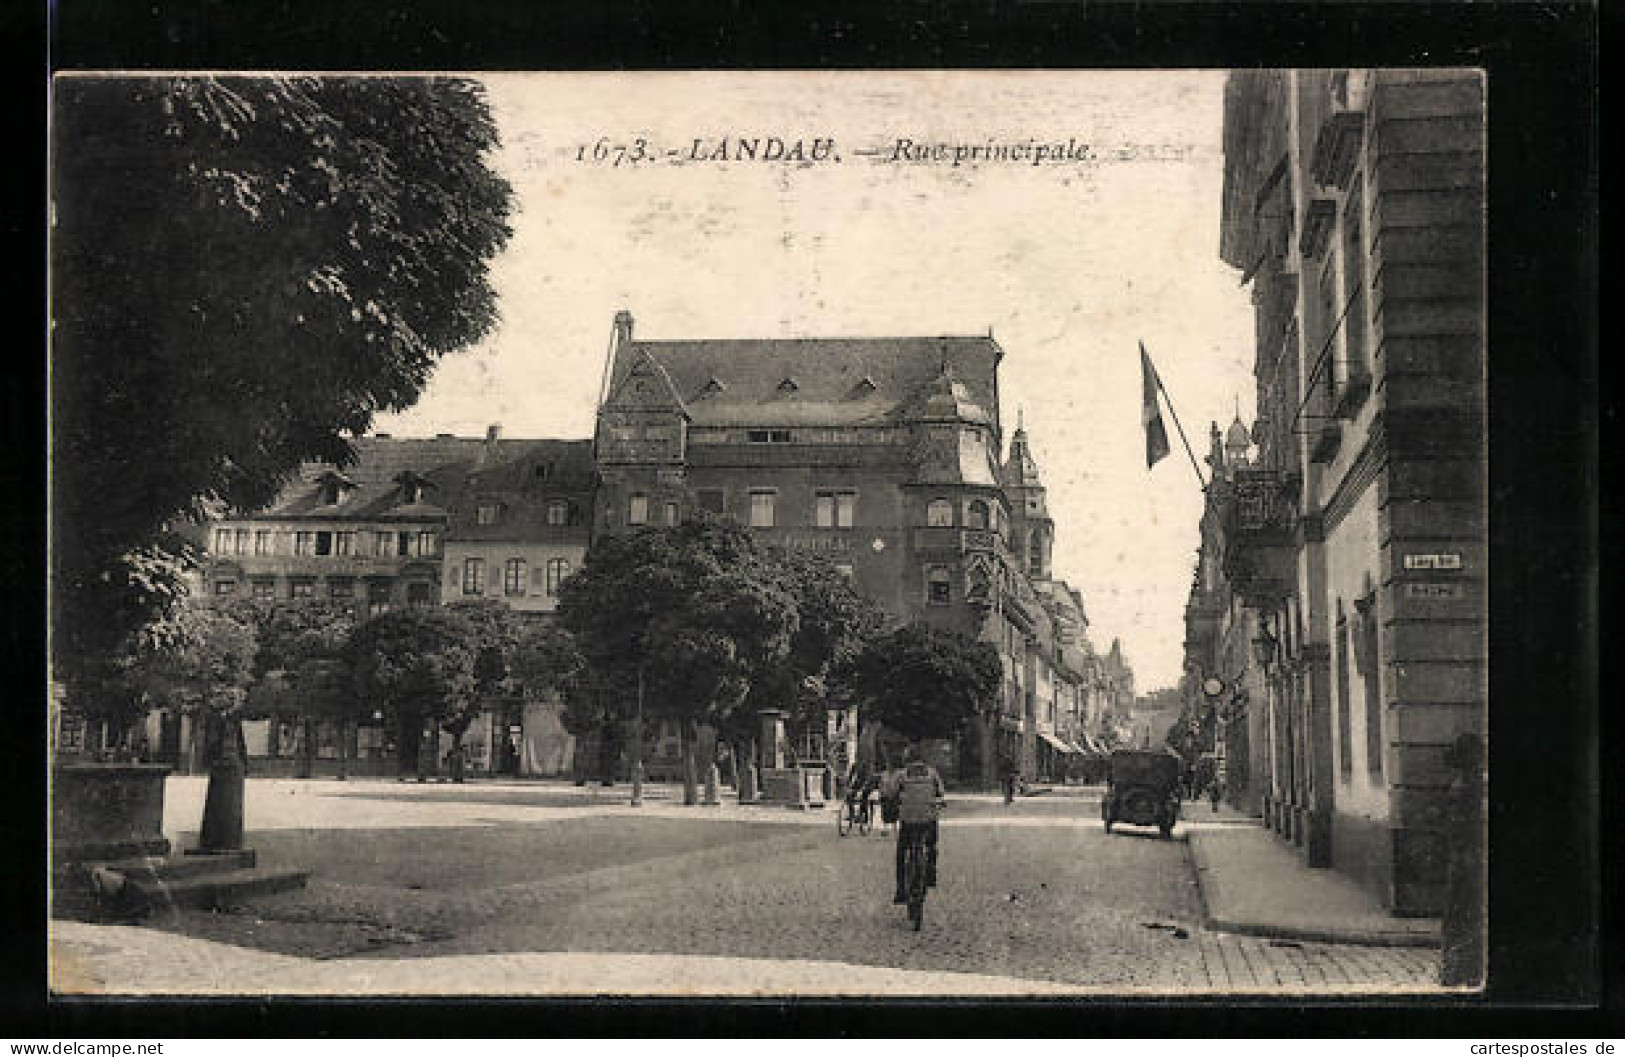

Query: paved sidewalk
left=1187, top=822, right=1441, bottom=947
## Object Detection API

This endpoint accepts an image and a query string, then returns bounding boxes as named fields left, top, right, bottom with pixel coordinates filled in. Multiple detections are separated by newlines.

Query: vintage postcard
left=48, top=69, right=1486, bottom=996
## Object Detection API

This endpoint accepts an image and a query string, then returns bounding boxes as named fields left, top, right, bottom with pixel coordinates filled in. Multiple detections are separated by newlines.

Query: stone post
left=759, top=709, right=788, bottom=769
left=703, top=763, right=721, bottom=806
left=1441, top=731, right=1485, bottom=987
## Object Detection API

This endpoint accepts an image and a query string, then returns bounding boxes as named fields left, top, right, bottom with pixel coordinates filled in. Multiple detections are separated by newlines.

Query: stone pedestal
left=52, top=763, right=172, bottom=866
left=759, top=709, right=789, bottom=769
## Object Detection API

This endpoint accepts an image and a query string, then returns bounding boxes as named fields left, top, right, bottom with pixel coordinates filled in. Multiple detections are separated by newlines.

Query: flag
left=1140, top=342, right=1171, bottom=469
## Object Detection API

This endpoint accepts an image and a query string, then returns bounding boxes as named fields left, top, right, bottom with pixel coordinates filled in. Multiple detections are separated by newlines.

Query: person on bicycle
left=844, top=758, right=878, bottom=822
left=883, top=742, right=945, bottom=904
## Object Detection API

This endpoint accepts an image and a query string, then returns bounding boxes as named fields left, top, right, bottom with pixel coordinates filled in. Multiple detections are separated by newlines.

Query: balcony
left=911, top=526, right=1002, bottom=557
left=1218, top=469, right=1299, bottom=607
left=1311, top=109, right=1366, bottom=190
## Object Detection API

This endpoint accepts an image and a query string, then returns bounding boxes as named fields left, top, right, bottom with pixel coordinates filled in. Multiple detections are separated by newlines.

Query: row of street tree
left=70, top=515, right=1004, bottom=805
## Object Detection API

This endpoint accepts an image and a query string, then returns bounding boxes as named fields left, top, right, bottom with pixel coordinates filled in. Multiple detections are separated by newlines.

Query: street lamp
left=630, top=663, right=646, bottom=807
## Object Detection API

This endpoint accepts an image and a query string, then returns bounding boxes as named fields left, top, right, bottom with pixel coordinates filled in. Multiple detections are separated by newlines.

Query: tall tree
left=851, top=622, right=1002, bottom=744
left=348, top=606, right=482, bottom=779
left=558, top=519, right=797, bottom=803
left=51, top=75, right=513, bottom=682
left=229, top=598, right=362, bottom=776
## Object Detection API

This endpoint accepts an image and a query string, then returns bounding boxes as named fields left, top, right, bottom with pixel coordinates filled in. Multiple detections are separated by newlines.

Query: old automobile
left=1102, top=748, right=1183, bottom=838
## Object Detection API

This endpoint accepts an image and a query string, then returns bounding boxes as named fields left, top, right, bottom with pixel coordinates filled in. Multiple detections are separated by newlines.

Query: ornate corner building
left=1188, top=69, right=1486, bottom=916
left=592, top=312, right=1121, bottom=786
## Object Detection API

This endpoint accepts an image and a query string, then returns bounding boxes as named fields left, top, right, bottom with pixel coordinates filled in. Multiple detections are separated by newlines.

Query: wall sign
left=1404, top=553, right=1463, bottom=571
left=1406, top=582, right=1465, bottom=599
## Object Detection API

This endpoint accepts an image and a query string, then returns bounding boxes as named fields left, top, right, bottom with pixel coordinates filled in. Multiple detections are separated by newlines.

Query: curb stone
left=1186, top=830, right=1441, bottom=949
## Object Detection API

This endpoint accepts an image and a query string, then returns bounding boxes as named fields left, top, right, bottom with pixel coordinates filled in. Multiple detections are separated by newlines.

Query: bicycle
left=837, top=790, right=873, bottom=837
left=901, top=826, right=929, bottom=930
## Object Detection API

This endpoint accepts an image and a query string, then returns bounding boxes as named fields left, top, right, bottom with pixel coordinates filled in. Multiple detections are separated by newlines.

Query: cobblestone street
left=53, top=777, right=1441, bottom=995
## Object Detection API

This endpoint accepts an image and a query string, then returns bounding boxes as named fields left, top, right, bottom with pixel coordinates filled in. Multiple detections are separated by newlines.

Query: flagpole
left=1154, top=364, right=1209, bottom=492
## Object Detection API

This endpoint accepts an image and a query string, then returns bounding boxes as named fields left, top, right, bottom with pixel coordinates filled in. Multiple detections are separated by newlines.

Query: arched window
left=926, top=566, right=952, bottom=606
left=546, top=558, right=571, bottom=596
left=503, top=558, right=527, bottom=597
left=967, top=499, right=990, bottom=530
left=546, top=500, right=569, bottom=526
left=927, top=499, right=954, bottom=527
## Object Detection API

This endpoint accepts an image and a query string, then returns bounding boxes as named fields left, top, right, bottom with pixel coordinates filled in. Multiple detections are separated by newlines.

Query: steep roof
left=252, top=437, right=594, bottom=527
left=610, top=335, right=1003, bottom=430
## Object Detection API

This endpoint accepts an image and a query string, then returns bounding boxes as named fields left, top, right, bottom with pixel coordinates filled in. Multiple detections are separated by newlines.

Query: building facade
left=178, top=433, right=595, bottom=778
left=1206, top=68, right=1486, bottom=914
left=591, top=312, right=1107, bottom=787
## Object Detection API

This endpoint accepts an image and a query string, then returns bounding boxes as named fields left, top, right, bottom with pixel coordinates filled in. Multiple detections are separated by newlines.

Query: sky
left=377, top=71, right=1257, bottom=691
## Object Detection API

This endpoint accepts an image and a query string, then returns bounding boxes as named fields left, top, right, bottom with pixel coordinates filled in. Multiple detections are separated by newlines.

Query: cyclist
left=883, top=742, right=946, bottom=904
left=848, top=759, right=882, bottom=821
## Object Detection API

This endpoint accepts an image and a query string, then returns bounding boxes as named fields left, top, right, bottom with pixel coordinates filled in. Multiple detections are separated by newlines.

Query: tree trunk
left=738, top=737, right=759, bottom=802
left=197, top=712, right=246, bottom=852
left=599, top=717, right=615, bottom=785
left=337, top=718, right=351, bottom=781
left=298, top=716, right=316, bottom=779
left=681, top=716, right=698, bottom=805
left=449, top=730, right=467, bottom=783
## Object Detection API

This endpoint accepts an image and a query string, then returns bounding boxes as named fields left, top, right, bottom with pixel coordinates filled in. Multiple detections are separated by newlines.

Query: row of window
left=214, top=528, right=439, bottom=559
left=212, top=576, right=433, bottom=616
left=474, top=500, right=581, bottom=527
left=627, top=491, right=1004, bottom=531
left=459, top=557, right=572, bottom=598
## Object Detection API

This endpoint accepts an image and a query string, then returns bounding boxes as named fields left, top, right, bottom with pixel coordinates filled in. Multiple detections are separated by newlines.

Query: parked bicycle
left=837, top=787, right=873, bottom=837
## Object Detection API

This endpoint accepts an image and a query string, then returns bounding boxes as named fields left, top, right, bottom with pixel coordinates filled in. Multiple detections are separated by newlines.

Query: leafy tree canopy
left=851, top=622, right=1002, bottom=743
left=51, top=75, right=513, bottom=675
left=558, top=519, right=798, bottom=732
left=347, top=606, right=483, bottom=733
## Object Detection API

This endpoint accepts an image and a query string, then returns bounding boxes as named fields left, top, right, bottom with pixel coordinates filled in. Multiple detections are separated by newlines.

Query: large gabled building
left=592, top=311, right=1109, bottom=786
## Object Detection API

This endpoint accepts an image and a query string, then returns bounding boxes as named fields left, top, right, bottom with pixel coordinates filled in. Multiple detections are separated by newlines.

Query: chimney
left=478, top=423, right=502, bottom=468
left=613, top=310, right=634, bottom=348
left=598, top=310, right=636, bottom=409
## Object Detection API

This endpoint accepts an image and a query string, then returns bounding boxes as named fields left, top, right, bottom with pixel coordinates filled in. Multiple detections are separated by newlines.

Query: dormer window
left=699, top=376, right=726, bottom=397
left=746, top=429, right=792, bottom=444
left=854, top=376, right=877, bottom=395
left=394, top=471, right=432, bottom=505
left=534, top=463, right=552, bottom=482
left=476, top=503, right=502, bottom=526
left=317, top=471, right=357, bottom=506
left=776, top=377, right=799, bottom=394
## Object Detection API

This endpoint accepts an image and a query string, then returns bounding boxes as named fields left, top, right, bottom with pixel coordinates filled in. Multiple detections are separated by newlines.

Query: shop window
left=696, top=489, right=725, bottom=514
left=214, top=580, right=237, bottom=596
left=926, top=566, right=952, bottom=606
left=251, top=580, right=276, bottom=600
left=329, top=579, right=354, bottom=600
left=408, top=582, right=434, bottom=609
left=290, top=580, right=315, bottom=599
left=367, top=581, right=392, bottom=616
